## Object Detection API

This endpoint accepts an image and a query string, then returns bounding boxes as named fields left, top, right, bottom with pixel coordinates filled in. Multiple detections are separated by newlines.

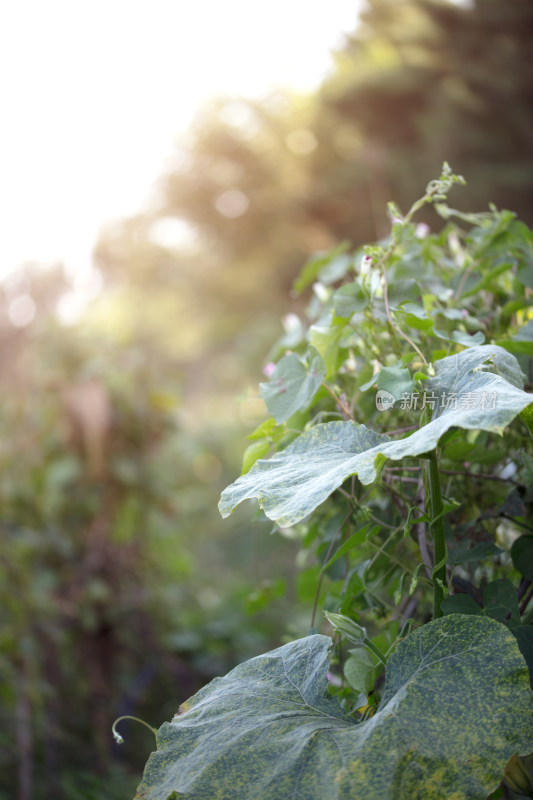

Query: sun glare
left=0, top=0, right=359, bottom=286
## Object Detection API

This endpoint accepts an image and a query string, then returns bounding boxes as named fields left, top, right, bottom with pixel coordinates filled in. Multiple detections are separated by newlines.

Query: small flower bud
left=361, top=254, right=373, bottom=276
left=415, top=223, right=430, bottom=238
left=263, top=362, right=276, bottom=378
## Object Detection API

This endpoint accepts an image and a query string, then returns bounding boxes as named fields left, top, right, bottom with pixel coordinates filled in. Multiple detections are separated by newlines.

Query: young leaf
left=309, top=320, right=346, bottom=378
left=511, top=535, right=533, bottom=581
left=344, top=650, right=379, bottom=695
left=398, top=303, right=433, bottom=332
left=484, top=578, right=522, bottom=630
left=134, top=617, right=533, bottom=800
left=333, top=282, right=369, bottom=317
left=247, top=417, right=282, bottom=441
left=259, top=346, right=325, bottom=423
left=387, top=279, right=422, bottom=307
left=241, top=440, right=270, bottom=475
left=441, top=594, right=484, bottom=616
left=377, top=367, right=414, bottom=403
left=293, top=241, right=351, bottom=293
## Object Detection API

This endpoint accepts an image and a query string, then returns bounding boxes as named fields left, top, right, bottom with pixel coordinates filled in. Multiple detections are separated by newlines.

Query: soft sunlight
left=0, top=0, right=360, bottom=280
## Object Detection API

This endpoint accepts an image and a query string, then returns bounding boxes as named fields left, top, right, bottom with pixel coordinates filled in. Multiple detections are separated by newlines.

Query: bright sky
left=0, top=0, right=360, bottom=282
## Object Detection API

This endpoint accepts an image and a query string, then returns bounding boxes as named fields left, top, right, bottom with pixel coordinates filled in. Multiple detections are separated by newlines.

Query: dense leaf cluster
left=136, top=170, right=533, bottom=798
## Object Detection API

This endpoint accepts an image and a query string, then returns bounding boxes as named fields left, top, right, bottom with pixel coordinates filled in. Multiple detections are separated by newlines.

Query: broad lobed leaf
left=134, top=615, right=533, bottom=800
left=219, top=346, right=532, bottom=526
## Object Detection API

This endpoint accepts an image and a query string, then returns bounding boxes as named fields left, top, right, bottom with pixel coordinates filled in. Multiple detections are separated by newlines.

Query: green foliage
left=135, top=619, right=533, bottom=800
left=7, top=4, right=533, bottom=797
left=100, top=0, right=533, bottom=362
left=220, top=345, right=533, bottom=526
left=135, top=168, right=533, bottom=798
left=513, top=536, right=533, bottom=581
left=0, top=308, right=293, bottom=800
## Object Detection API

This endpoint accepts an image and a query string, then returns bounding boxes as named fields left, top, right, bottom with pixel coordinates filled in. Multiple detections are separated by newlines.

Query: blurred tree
left=95, top=0, right=533, bottom=379
left=0, top=270, right=297, bottom=799
left=94, top=94, right=326, bottom=364
left=314, top=0, right=533, bottom=228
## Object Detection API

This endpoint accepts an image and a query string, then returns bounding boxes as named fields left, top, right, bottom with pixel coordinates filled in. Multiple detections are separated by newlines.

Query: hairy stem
left=382, top=274, right=428, bottom=365
left=321, top=382, right=354, bottom=420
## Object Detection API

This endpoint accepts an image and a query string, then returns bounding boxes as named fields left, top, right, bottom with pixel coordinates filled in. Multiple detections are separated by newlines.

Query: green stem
left=427, top=450, right=447, bottom=618
left=363, top=638, right=387, bottom=666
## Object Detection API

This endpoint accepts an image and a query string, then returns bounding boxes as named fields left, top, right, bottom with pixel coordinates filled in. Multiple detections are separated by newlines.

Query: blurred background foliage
left=3, top=1, right=533, bottom=797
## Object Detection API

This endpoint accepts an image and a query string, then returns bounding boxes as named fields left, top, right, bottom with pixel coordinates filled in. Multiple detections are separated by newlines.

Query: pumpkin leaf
left=220, top=346, right=532, bottom=526
left=134, top=616, right=533, bottom=800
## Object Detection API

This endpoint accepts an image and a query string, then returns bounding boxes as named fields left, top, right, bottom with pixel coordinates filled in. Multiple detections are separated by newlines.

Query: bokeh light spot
left=8, top=294, right=36, bottom=327
left=214, top=189, right=250, bottom=219
left=149, top=217, right=196, bottom=249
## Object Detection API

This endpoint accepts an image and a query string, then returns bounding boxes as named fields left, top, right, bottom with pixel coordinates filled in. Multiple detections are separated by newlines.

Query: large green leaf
left=220, top=422, right=389, bottom=526
left=134, top=616, right=533, bottom=800
left=220, top=346, right=532, bottom=525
